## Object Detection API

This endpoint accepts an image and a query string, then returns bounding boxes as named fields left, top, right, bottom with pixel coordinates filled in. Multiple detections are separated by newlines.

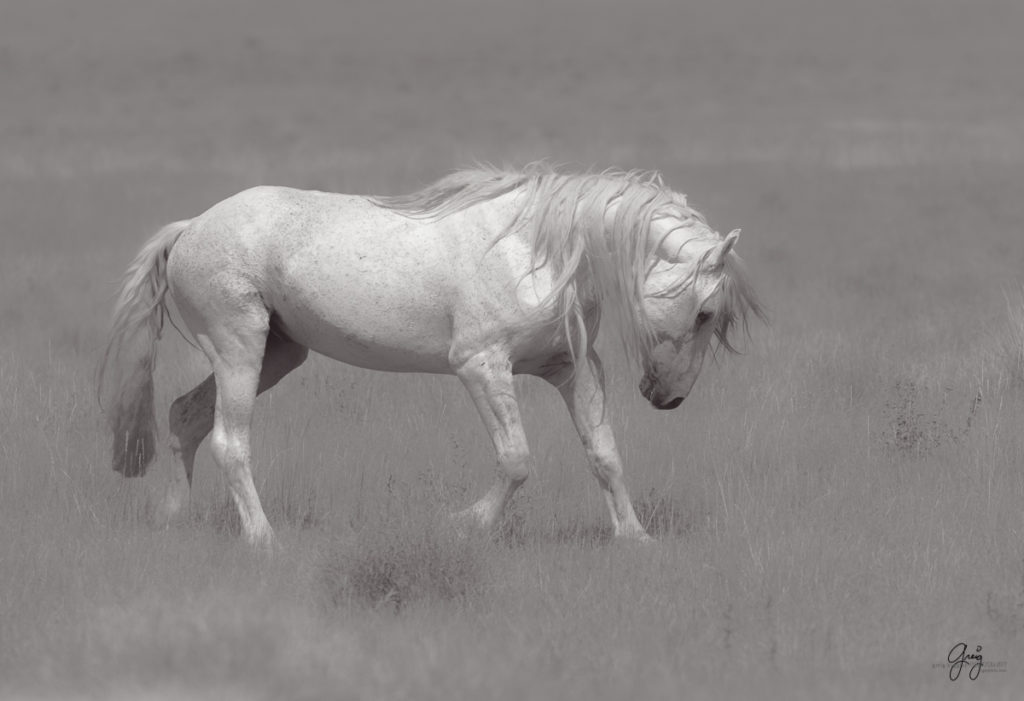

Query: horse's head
left=639, top=227, right=755, bottom=409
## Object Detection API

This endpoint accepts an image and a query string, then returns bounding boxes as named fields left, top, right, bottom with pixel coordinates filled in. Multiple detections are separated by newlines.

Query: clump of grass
left=880, top=379, right=980, bottom=455
left=882, top=379, right=944, bottom=454
left=318, top=515, right=489, bottom=611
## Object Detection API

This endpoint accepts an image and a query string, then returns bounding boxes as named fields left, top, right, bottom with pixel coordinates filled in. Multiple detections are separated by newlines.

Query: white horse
left=99, top=164, right=763, bottom=548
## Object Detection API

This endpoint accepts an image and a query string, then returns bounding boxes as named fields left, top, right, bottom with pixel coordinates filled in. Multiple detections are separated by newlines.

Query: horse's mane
left=375, top=162, right=762, bottom=365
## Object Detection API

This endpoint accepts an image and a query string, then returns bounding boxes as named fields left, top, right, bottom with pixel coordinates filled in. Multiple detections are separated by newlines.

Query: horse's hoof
left=245, top=527, right=279, bottom=554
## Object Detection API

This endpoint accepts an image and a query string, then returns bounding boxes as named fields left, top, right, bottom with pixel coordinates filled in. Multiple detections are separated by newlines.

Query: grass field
left=2, top=0, right=1024, bottom=698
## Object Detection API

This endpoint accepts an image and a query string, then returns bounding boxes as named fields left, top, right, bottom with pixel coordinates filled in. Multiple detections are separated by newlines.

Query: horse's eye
left=696, top=311, right=713, bottom=326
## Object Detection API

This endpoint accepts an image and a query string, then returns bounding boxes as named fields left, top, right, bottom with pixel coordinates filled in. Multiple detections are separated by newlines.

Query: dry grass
left=318, top=514, right=490, bottom=611
left=3, top=0, right=1024, bottom=698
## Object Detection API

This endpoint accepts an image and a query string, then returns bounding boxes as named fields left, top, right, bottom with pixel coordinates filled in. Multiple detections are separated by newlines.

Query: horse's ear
left=707, top=229, right=740, bottom=268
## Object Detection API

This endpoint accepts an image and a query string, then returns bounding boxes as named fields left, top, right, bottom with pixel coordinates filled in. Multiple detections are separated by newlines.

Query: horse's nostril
left=639, top=375, right=655, bottom=400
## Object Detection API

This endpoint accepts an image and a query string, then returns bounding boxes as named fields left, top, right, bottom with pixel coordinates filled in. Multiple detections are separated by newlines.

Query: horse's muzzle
left=639, top=375, right=684, bottom=410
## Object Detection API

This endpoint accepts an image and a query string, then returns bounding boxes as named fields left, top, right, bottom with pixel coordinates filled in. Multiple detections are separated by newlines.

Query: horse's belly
left=268, top=280, right=454, bottom=373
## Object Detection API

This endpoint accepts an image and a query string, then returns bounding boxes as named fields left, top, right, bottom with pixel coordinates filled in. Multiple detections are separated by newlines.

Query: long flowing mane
left=375, top=163, right=762, bottom=365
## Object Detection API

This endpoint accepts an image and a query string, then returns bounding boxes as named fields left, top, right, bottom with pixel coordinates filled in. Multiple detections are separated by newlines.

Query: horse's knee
left=587, top=453, right=624, bottom=488
left=499, top=448, right=532, bottom=484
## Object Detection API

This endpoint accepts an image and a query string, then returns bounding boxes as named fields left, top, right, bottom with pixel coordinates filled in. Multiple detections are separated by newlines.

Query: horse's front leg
left=453, top=350, right=533, bottom=531
left=546, top=351, right=651, bottom=541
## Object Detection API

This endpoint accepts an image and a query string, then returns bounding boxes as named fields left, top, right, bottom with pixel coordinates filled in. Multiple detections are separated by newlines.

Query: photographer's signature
left=947, top=643, right=983, bottom=681
left=937, top=643, right=1007, bottom=680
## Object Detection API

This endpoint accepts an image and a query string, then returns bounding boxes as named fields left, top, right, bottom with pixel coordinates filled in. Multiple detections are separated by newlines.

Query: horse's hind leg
left=156, top=332, right=309, bottom=527
left=453, top=350, right=533, bottom=531
left=155, top=326, right=308, bottom=545
left=205, top=325, right=273, bottom=548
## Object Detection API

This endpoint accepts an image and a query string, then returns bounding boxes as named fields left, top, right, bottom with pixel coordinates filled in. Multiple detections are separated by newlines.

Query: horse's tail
left=98, top=220, right=191, bottom=477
